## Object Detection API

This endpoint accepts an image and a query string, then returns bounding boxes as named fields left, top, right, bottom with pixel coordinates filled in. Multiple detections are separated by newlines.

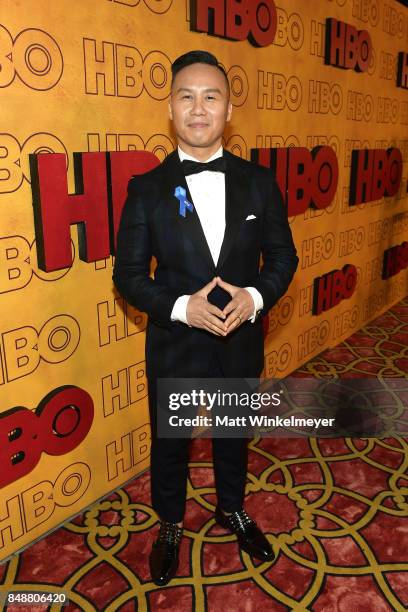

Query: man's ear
left=226, top=100, right=232, bottom=122
left=168, top=99, right=173, bottom=120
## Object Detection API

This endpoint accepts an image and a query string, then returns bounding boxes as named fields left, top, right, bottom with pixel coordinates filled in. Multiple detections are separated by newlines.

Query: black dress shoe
left=149, top=521, right=183, bottom=586
left=215, top=506, right=276, bottom=562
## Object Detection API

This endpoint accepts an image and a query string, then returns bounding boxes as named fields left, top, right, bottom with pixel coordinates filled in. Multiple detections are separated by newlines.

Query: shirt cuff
left=170, top=295, right=191, bottom=325
left=244, top=287, right=264, bottom=323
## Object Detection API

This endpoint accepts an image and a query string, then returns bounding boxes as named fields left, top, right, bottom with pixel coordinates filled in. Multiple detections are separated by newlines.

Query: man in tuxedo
left=113, top=50, right=298, bottom=585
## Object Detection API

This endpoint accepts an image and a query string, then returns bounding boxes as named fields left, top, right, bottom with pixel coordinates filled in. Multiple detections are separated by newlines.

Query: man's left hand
left=216, top=277, right=254, bottom=333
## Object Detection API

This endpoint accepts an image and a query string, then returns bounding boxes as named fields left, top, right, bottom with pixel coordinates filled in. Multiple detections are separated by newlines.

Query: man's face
left=169, top=63, right=232, bottom=157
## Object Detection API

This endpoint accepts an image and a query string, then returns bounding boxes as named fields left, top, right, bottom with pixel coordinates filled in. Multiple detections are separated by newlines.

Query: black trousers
left=148, top=359, right=249, bottom=523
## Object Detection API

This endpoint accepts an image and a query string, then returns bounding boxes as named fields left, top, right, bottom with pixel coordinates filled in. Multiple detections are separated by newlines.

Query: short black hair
left=171, top=50, right=229, bottom=92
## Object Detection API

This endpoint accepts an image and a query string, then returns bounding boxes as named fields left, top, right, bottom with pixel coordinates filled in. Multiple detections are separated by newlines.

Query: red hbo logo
left=0, top=386, right=94, bottom=488
left=350, top=148, right=402, bottom=205
left=191, top=0, right=277, bottom=47
left=382, top=242, right=408, bottom=280
left=252, top=146, right=339, bottom=216
left=325, top=18, right=372, bottom=72
left=313, top=264, right=358, bottom=315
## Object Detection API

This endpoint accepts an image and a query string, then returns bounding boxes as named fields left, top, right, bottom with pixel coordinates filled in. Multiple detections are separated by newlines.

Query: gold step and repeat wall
left=1, top=0, right=407, bottom=560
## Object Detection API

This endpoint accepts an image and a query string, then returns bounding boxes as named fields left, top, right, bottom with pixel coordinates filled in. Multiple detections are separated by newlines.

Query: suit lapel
left=216, top=150, right=250, bottom=271
left=160, top=149, right=250, bottom=273
left=161, top=150, right=215, bottom=272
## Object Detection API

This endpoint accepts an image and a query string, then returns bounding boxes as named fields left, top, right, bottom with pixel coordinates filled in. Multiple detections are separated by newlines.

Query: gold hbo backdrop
left=1, top=0, right=407, bottom=561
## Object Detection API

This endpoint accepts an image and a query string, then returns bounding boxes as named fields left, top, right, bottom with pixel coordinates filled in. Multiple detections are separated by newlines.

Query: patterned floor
left=1, top=297, right=407, bottom=611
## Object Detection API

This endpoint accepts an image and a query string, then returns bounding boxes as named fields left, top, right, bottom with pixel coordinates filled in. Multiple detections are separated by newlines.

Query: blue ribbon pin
left=174, top=186, right=194, bottom=217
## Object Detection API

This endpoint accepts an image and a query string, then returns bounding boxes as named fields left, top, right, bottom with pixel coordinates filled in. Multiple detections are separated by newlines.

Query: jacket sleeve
left=112, top=178, right=181, bottom=328
left=253, top=177, right=299, bottom=315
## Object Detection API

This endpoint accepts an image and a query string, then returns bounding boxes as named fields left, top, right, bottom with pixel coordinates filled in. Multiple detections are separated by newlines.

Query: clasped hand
left=186, top=277, right=254, bottom=336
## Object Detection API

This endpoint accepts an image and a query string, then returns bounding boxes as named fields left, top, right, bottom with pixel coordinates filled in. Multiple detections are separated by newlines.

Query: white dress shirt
left=170, top=145, right=263, bottom=325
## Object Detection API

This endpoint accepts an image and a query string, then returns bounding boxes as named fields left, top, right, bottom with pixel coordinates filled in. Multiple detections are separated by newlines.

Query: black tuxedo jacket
left=112, top=149, right=298, bottom=380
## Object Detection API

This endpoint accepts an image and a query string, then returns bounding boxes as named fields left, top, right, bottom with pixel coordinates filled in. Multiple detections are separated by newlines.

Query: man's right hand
left=186, top=277, right=227, bottom=336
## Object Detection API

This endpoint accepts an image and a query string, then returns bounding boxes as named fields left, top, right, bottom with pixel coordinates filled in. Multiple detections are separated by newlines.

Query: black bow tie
left=181, top=157, right=226, bottom=176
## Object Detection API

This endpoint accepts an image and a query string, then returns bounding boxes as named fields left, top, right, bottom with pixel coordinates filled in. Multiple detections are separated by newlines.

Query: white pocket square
left=245, top=214, right=257, bottom=220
